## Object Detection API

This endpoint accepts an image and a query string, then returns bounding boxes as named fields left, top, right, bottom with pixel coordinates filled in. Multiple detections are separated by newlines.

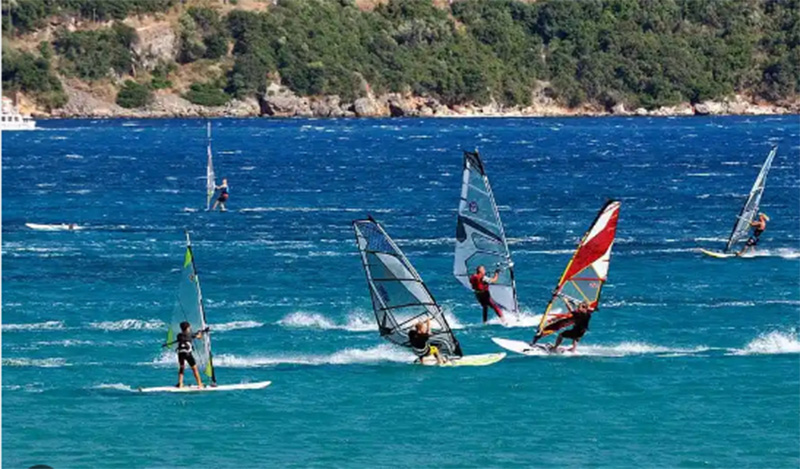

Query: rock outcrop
left=130, top=21, right=176, bottom=71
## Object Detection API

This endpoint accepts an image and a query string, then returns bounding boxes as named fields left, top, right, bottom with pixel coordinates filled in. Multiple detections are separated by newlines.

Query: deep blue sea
left=2, top=116, right=799, bottom=468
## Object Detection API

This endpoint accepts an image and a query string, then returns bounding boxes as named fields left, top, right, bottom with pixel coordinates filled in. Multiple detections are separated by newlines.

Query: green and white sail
left=454, top=150, right=519, bottom=314
left=166, top=232, right=216, bottom=383
left=205, top=122, right=216, bottom=211
left=724, top=146, right=777, bottom=252
left=353, top=217, right=463, bottom=357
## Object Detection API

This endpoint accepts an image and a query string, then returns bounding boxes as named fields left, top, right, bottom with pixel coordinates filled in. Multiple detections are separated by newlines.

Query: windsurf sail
left=205, top=122, right=216, bottom=211
left=165, top=232, right=216, bottom=384
left=454, top=150, right=519, bottom=314
left=533, top=200, right=621, bottom=343
left=353, top=217, right=463, bottom=357
left=724, top=146, right=777, bottom=252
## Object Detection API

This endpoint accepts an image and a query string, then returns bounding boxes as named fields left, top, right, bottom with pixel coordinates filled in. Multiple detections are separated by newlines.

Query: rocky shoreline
left=32, top=82, right=797, bottom=119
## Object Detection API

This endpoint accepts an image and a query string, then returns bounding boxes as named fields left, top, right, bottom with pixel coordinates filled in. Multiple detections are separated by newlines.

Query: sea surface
left=2, top=116, right=799, bottom=468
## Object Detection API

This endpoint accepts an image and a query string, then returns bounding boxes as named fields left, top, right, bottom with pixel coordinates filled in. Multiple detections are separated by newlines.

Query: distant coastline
left=31, top=83, right=798, bottom=120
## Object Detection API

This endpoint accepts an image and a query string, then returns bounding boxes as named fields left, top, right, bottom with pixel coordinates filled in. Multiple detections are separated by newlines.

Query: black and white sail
left=353, top=217, right=463, bottom=357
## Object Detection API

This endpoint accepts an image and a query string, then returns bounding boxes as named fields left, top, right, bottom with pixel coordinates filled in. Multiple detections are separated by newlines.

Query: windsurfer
left=211, top=178, right=229, bottom=212
left=408, top=319, right=445, bottom=365
left=176, top=321, right=206, bottom=388
left=551, top=302, right=592, bottom=353
left=738, top=213, right=768, bottom=256
left=469, top=265, right=504, bottom=323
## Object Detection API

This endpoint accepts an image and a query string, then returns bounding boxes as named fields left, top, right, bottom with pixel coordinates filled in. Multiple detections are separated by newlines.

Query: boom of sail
left=724, top=146, right=777, bottom=252
left=353, top=217, right=463, bottom=357
left=533, top=201, right=621, bottom=343
left=454, top=150, right=519, bottom=314
left=166, top=232, right=216, bottom=383
left=206, top=122, right=216, bottom=211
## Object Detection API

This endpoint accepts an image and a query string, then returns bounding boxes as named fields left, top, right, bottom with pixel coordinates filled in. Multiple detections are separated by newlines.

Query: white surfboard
left=492, top=337, right=559, bottom=356
left=25, top=223, right=82, bottom=231
left=138, top=381, right=272, bottom=393
left=418, top=352, right=506, bottom=367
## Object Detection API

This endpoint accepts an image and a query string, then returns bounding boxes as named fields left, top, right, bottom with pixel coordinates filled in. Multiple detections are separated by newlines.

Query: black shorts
left=178, top=352, right=196, bottom=368
left=746, top=236, right=759, bottom=247
left=561, top=327, right=586, bottom=340
left=218, top=193, right=229, bottom=202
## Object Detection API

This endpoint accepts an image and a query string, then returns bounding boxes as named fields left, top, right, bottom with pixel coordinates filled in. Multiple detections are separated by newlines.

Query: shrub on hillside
left=184, top=82, right=230, bottom=107
left=116, top=80, right=152, bottom=108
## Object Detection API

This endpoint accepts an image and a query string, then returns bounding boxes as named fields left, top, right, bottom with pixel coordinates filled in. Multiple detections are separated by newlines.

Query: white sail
left=353, top=217, right=463, bottom=357
left=725, top=146, right=777, bottom=252
left=454, top=150, right=519, bottom=314
left=206, top=122, right=216, bottom=211
left=166, top=232, right=216, bottom=384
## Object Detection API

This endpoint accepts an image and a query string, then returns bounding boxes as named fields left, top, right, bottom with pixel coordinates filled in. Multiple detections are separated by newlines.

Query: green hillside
left=3, top=0, right=798, bottom=113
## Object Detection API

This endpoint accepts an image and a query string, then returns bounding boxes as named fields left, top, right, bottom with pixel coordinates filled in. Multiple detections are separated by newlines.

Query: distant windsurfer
left=175, top=321, right=207, bottom=388
left=550, top=301, right=592, bottom=353
left=737, top=213, right=768, bottom=256
left=408, top=319, right=445, bottom=365
left=469, top=265, right=504, bottom=323
left=211, top=178, right=229, bottom=212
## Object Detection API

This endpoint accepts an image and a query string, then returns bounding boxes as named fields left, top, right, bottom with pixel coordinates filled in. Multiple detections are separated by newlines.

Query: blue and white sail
left=724, top=146, right=777, bottom=252
left=454, top=150, right=519, bottom=314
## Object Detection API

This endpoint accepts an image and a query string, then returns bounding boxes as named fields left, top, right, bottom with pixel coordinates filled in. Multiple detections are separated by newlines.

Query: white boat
left=1, top=97, right=36, bottom=131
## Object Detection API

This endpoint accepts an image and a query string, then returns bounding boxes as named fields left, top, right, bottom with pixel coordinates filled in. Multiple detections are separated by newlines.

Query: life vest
left=469, top=274, right=489, bottom=292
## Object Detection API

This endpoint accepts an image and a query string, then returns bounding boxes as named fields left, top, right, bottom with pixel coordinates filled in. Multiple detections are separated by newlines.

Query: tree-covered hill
left=2, top=0, right=798, bottom=116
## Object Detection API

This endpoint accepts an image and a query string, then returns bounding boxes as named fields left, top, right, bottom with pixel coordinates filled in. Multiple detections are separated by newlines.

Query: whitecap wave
left=3, top=358, right=68, bottom=367
left=732, top=331, right=800, bottom=355
left=485, top=310, right=542, bottom=328
left=89, top=319, right=165, bottom=331
left=211, top=320, right=264, bottom=332
left=92, top=383, right=136, bottom=392
left=3, top=321, right=65, bottom=331
left=276, top=311, right=374, bottom=332
left=149, top=344, right=412, bottom=367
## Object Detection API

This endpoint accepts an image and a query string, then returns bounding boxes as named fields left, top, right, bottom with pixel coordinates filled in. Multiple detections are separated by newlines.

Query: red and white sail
left=534, top=200, right=621, bottom=342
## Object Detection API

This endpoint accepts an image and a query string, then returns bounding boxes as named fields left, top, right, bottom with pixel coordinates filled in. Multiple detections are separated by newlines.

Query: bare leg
left=569, top=338, right=579, bottom=352
left=177, top=367, right=185, bottom=388
left=552, top=334, right=564, bottom=351
left=220, top=202, right=227, bottom=212
left=191, top=365, right=204, bottom=388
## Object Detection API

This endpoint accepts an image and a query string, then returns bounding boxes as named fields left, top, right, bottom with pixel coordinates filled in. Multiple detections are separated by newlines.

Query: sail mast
left=206, top=122, right=216, bottom=211
left=183, top=231, right=216, bottom=384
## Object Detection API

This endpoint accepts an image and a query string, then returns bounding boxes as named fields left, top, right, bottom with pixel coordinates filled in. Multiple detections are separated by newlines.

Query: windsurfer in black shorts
left=551, top=302, right=592, bottom=353
left=175, top=321, right=206, bottom=388
left=211, top=178, right=229, bottom=212
left=408, top=319, right=445, bottom=365
left=738, top=213, right=768, bottom=256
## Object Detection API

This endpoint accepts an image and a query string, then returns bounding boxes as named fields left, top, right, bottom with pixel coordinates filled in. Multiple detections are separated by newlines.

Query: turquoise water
left=3, top=117, right=799, bottom=468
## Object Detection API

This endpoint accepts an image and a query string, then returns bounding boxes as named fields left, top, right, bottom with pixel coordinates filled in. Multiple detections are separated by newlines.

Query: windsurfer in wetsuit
left=551, top=301, right=593, bottom=353
left=175, top=321, right=207, bottom=388
left=211, top=178, right=229, bottom=212
left=738, top=212, right=769, bottom=256
left=470, top=265, right=504, bottom=323
left=408, top=319, right=445, bottom=365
